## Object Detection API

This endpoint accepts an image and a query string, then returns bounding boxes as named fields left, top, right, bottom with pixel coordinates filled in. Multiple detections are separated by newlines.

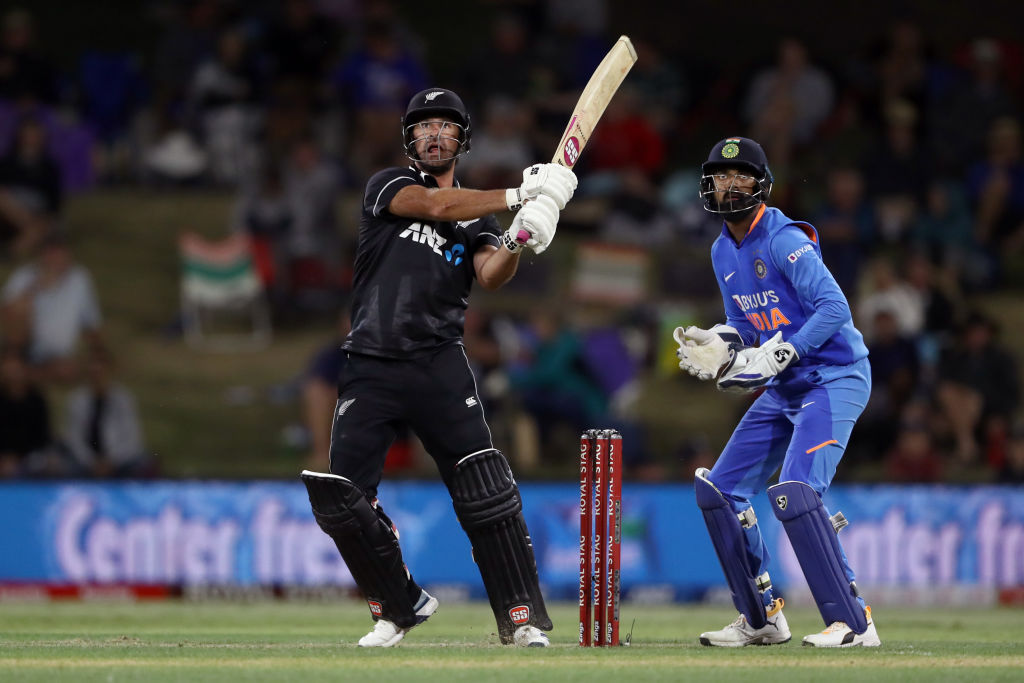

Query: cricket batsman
left=300, top=88, right=576, bottom=648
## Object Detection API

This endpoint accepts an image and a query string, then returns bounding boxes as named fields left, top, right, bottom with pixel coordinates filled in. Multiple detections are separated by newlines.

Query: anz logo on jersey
left=399, top=222, right=464, bottom=266
left=731, top=290, right=792, bottom=332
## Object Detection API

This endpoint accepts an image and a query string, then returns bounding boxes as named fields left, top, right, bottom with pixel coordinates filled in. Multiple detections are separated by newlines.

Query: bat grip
left=517, top=229, right=531, bottom=243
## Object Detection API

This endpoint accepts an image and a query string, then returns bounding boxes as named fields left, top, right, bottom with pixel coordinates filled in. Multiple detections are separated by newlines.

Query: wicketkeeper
left=301, top=88, right=576, bottom=647
left=675, top=136, right=880, bottom=647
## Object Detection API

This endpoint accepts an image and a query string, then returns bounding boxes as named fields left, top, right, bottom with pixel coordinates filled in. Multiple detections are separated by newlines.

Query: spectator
left=331, top=9, right=429, bottom=183
left=507, top=309, right=651, bottom=471
left=910, top=179, right=991, bottom=291
left=76, top=51, right=149, bottom=154
left=0, top=9, right=57, bottom=105
left=540, top=0, right=610, bottom=90
left=0, top=346, right=54, bottom=477
left=936, top=311, right=1020, bottom=464
left=281, top=133, right=343, bottom=311
left=861, top=98, right=930, bottom=244
left=263, top=0, right=339, bottom=110
left=584, top=84, right=666, bottom=187
left=743, top=38, right=836, bottom=164
left=860, top=308, right=921, bottom=457
left=1, top=232, right=105, bottom=385
left=581, top=86, right=670, bottom=245
left=149, top=0, right=221, bottom=129
left=63, top=349, right=152, bottom=478
left=458, top=11, right=537, bottom=102
left=231, top=157, right=294, bottom=298
left=903, top=250, right=964, bottom=357
left=855, top=254, right=924, bottom=343
left=186, top=27, right=263, bottom=184
left=811, top=164, right=875, bottom=293
left=966, top=116, right=1024, bottom=261
left=862, top=18, right=932, bottom=133
left=0, top=114, right=60, bottom=257
left=509, top=310, right=608, bottom=463
left=456, top=95, right=535, bottom=191
left=233, top=134, right=341, bottom=315
left=660, top=166, right=727, bottom=248
left=930, top=38, right=1020, bottom=177
left=626, top=39, right=689, bottom=142
left=884, top=419, right=944, bottom=483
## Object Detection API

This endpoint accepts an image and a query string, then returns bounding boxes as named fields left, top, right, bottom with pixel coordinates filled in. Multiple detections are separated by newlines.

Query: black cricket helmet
left=700, top=136, right=774, bottom=219
left=402, top=87, right=472, bottom=161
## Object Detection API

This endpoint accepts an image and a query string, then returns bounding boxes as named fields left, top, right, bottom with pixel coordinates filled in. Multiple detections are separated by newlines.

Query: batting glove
left=505, top=163, right=578, bottom=211
left=504, top=194, right=559, bottom=255
left=673, top=324, right=742, bottom=380
left=716, top=331, right=798, bottom=393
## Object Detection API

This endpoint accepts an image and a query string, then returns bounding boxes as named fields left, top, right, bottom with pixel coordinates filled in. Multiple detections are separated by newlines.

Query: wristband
left=501, top=230, right=523, bottom=253
left=505, top=188, right=524, bottom=211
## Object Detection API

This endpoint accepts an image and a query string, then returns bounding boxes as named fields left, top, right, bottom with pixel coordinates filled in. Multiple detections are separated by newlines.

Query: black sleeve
left=470, top=214, right=502, bottom=251
left=363, top=167, right=418, bottom=218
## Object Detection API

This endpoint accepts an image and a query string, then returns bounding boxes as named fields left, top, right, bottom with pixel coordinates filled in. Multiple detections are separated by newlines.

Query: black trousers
left=329, top=344, right=494, bottom=497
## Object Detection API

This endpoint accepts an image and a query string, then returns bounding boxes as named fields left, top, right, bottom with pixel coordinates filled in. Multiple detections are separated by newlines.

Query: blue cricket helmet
left=700, top=137, right=774, bottom=219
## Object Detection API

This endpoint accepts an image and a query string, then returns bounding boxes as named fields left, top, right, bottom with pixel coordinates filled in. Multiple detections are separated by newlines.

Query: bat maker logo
left=563, top=136, right=580, bottom=166
left=773, top=347, right=793, bottom=364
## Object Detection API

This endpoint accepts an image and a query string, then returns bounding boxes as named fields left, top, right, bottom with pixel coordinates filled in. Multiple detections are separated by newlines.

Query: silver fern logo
left=337, top=398, right=356, bottom=416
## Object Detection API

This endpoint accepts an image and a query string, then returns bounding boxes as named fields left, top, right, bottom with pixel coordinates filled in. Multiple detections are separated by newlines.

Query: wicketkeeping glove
left=505, top=163, right=578, bottom=211
left=673, top=324, right=742, bottom=381
left=716, top=331, right=799, bottom=393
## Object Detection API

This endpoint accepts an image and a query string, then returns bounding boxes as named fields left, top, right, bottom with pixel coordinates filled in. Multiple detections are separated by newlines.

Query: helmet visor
left=699, top=168, right=771, bottom=215
left=404, top=118, right=468, bottom=162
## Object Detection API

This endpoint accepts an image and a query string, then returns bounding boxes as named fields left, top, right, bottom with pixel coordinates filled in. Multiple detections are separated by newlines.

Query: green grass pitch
left=1, top=600, right=1022, bottom=682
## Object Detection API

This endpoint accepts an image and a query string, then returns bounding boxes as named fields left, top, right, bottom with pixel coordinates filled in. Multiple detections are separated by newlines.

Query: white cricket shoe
left=512, top=625, right=550, bottom=647
left=802, top=605, right=881, bottom=648
left=699, top=598, right=791, bottom=647
left=357, top=590, right=439, bottom=647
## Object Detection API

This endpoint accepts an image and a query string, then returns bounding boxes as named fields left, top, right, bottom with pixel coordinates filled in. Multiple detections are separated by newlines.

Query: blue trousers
left=708, top=358, right=871, bottom=606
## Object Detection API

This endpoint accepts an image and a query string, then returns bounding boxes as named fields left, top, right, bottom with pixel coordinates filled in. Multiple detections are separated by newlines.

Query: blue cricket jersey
left=710, top=204, right=868, bottom=376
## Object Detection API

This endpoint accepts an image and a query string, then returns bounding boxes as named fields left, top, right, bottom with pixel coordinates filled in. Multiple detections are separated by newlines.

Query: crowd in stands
left=1, top=1, right=1023, bottom=483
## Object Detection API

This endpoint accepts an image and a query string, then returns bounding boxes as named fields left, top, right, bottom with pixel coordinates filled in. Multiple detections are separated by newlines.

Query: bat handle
left=517, top=229, right=531, bottom=243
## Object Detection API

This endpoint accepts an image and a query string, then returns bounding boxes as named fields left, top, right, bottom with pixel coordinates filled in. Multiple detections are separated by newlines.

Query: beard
left=415, top=154, right=456, bottom=175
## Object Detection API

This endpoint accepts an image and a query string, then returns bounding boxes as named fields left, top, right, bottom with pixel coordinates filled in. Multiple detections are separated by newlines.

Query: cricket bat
left=518, top=35, right=637, bottom=242
left=552, top=35, right=638, bottom=169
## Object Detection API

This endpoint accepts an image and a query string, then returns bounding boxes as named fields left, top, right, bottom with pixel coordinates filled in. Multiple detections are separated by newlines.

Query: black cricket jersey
left=343, top=166, right=502, bottom=358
